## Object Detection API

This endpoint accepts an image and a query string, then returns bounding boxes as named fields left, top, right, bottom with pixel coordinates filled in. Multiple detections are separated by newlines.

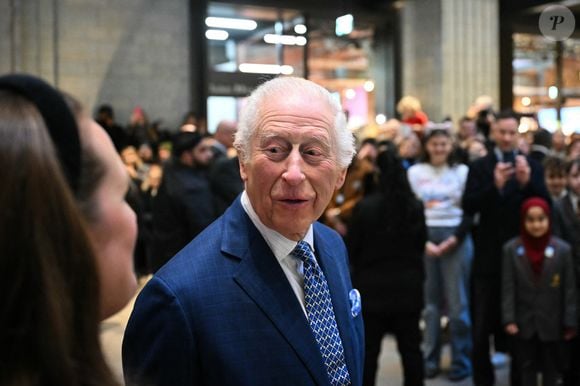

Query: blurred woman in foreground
left=0, top=74, right=137, bottom=385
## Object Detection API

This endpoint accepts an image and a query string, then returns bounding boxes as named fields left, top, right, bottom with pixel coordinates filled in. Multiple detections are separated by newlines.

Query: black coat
left=347, top=193, right=426, bottom=314
left=553, top=193, right=580, bottom=318
left=462, top=151, right=550, bottom=278
left=151, top=160, right=217, bottom=271
left=209, top=156, right=243, bottom=216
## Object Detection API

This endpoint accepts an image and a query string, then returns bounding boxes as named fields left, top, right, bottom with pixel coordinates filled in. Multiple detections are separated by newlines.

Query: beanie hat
left=0, top=73, right=81, bottom=192
left=172, top=131, right=203, bottom=157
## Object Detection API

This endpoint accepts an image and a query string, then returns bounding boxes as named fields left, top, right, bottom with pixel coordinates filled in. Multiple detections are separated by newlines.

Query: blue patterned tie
left=292, top=240, right=351, bottom=386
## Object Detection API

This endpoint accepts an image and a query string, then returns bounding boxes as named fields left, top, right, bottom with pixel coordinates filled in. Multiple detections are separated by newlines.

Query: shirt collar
left=493, top=147, right=516, bottom=162
left=240, top=191, right=314, bottom=263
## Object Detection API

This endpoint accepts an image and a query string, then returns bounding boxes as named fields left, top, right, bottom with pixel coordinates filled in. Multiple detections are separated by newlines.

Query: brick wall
left=1, top=0, right=191, bottom=129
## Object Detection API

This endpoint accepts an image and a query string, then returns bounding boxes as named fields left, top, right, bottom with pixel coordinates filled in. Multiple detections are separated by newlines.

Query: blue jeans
left=423, top=226, right=473, bottom=376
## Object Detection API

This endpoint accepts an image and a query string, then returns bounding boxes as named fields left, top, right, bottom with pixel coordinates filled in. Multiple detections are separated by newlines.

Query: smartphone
left=503, top=152, right=515, bottom=165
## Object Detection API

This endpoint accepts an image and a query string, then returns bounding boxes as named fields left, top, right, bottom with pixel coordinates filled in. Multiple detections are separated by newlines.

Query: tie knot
left=292, top=240, right=314, bottom=263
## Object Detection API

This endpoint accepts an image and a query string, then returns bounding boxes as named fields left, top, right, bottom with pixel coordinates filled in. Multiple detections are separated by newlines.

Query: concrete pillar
left=0, top=1, right=57, bottom=83
left=0, top=0, right=191, bottom=129
left=401, top=0, right=499, bottom=122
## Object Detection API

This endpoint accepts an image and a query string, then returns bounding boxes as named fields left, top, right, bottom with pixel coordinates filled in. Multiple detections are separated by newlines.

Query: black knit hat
left=0, top=74, right=81, bottom=192
left=172, top=131, right=203, bottom=157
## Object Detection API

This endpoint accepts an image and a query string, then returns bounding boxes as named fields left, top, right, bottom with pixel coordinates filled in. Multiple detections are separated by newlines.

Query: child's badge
left=551, top=273, right=560, bottom=288
left=545, top=246, right=554, bottom=258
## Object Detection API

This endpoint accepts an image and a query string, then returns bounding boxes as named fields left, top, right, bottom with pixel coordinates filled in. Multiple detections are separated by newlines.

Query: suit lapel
left=539, top=244, right=557, bottom=287
left=313, top=227, right=360, bottom=385
left=514, top=244, right=538, bottom=285
left=562, top=194, right=574, bottom=215
left=563, top=194, right=580, bottom=226
left=222, top=201, right=331, bottom=386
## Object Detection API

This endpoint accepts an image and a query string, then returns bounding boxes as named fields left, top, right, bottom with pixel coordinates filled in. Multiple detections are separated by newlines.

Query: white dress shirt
left=240, top=191, right=314, bottom=315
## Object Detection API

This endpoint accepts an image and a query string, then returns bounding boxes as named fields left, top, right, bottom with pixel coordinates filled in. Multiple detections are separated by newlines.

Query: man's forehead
left=496, top=118, right=518, bottom=129
left=261, top=90, right=333, bottom=112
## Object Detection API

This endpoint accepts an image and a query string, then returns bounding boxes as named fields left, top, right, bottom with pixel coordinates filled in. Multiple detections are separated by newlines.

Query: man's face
left=192, top=137, right=214, bottom=167
left=568, top=163, right=580, bottom=196
left=545, top=171, right=567, bottom=198
left=493, top=117, right=518, bottom=152
left=524, top=206, right=549, bottom=238
left=240, top=94, right=347, bottom=241
left=459, top=120, right=476, bottom=139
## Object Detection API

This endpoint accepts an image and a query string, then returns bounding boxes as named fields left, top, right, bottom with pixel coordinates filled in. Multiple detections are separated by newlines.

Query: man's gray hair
left=234, top=77, right=355, bottom=169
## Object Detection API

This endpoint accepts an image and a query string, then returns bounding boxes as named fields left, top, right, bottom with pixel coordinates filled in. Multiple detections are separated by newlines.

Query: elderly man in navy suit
left=122, top=77, right=364, bottom=386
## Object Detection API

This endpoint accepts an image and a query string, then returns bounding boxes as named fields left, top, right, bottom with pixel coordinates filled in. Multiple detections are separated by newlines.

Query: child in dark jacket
left=502, top=197, right=577, bottom=386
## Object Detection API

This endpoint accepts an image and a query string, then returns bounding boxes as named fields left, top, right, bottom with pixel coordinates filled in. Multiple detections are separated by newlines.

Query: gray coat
left=502, top=236, right=577, bottom=341
left=553, top=193, right=580, bottom=307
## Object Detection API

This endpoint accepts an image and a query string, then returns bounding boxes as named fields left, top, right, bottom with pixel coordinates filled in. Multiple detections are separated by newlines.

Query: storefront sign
left=208, top=71, right=275, bottom=97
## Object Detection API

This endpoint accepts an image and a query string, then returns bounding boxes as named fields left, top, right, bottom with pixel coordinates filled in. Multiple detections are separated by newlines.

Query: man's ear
left=239, top=156, right=248, bottom=182
left=335, top=168, right=347, bottom=190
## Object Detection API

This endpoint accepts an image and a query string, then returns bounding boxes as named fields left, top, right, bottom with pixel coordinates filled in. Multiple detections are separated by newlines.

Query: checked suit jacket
left=122, top=197, right=365, bottom=386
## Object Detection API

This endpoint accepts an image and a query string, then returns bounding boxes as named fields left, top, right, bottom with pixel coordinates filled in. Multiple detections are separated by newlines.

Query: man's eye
left=303, top=147, right=325, bottom=157
left=262, top=146, right=287, bottom=160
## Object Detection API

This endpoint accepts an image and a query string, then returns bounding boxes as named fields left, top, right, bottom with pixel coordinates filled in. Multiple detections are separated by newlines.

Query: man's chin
left=273, top=222, right=310, bottom=241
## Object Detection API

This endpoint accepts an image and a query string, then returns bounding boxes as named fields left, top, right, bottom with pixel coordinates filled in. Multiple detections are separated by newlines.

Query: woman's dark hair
left=420, top=128, right=459, bottom=166
left=568, top=138, right=580, bottom=157
left=566, top=158, right=580, bottom=174
left=0, top=90, right=118, bottom=386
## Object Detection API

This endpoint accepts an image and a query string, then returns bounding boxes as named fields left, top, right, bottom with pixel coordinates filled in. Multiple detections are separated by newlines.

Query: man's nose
left=282, top=149, right=306, bottom=185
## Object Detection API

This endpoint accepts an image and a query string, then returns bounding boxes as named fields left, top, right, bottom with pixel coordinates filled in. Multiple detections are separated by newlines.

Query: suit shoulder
left=353, top=193, right=382, bottom=213
left=315, top=220, right=342, bottom=239
left=503, top=237, right=521, bottom=251
left=526, top=155, right=543, bottom=169
left=552, top=236, right=572, bottom=253
left=155, top=217, right=226, bottom=282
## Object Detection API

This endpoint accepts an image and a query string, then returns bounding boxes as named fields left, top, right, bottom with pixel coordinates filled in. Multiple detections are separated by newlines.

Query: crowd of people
left=329, top=102, right=580, bottom=386
left=1, top=73, right=579, bottom=386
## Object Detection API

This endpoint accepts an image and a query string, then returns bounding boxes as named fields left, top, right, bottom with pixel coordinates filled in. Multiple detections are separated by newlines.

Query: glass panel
left=513, top=33, right=580, bottom=134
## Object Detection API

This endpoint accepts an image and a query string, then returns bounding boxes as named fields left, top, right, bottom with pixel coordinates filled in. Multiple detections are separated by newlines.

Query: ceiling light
left=239, top=63, right=294, bottom=75
left=345, top=88, right=356, bottom=100
left=264, top=34, right=295, bottom=45
left=363, top=80, right=375, bottom=92
left=376, top=114, right=387, bottom=125
left=263, top=34, right=307, bottom=46
left=336, top=14, right=353, bottom=36
left=205, top=17, right=257, bottom=31
left=205, top=29, right=229, bottom=41
left=294, top=24, right=307, bottom=34
left=548, top=86, right=558, bottom=100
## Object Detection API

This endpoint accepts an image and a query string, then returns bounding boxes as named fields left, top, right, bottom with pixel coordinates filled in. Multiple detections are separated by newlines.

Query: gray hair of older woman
left=234, top=76, right=356, bottom=169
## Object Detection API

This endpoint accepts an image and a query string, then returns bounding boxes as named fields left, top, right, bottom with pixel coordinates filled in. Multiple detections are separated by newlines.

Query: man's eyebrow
left=256, top=132, right=287, bottom=144
left=302, top=135, right=332, bottom=151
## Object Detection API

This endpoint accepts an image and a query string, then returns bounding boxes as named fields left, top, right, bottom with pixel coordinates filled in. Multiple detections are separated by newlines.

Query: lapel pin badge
left=349, top=289, right=361, bottom=318
left=551, top=273, right=560, bottom=288
left=545, top=245, right=554, bottom=258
